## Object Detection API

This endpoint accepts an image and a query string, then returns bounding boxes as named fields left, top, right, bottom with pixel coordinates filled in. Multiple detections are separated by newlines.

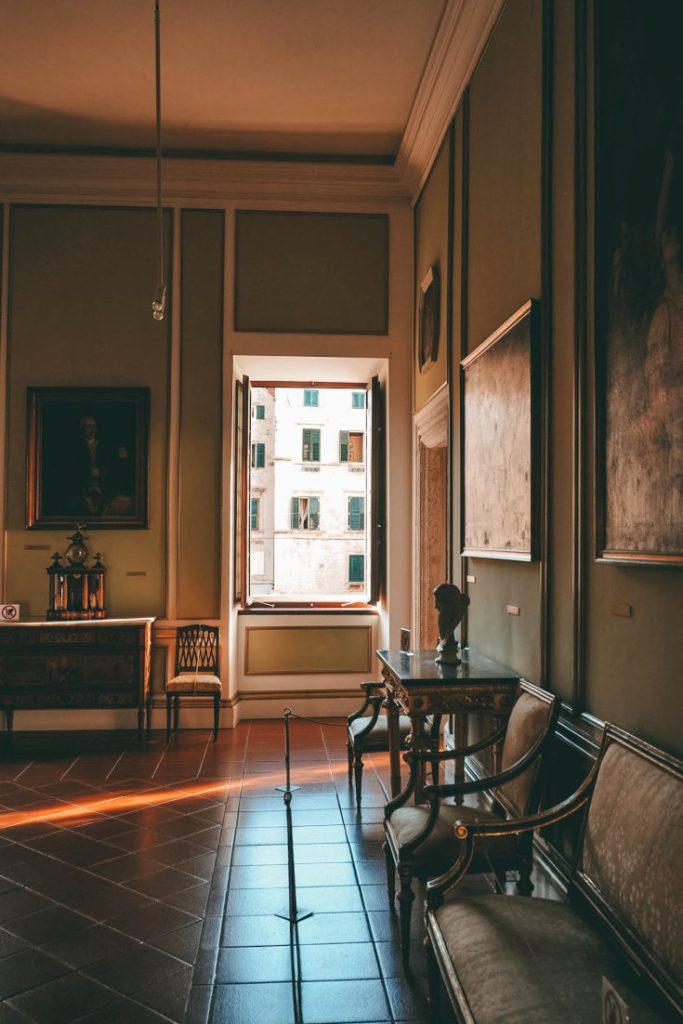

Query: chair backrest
left=575, top=727, right=683, bottom=1011
left=176, top=624, right=219, bottom=674
left=495, top=679, right=559, bottom=818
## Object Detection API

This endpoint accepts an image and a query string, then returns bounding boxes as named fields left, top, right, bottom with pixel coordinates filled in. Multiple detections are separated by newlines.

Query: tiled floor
left=0, top=719, right=557, bottom=1023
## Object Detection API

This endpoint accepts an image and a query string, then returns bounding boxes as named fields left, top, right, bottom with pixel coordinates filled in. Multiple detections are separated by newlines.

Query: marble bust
left=433, top=582, right=470, bottom=664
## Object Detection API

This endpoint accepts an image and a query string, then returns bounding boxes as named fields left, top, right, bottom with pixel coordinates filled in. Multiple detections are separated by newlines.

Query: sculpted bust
left=433, top=582, right=470, bottom=664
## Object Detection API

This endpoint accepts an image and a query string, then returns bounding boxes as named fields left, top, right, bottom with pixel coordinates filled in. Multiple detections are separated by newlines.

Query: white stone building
left=249, top=385, right=368, bottom=598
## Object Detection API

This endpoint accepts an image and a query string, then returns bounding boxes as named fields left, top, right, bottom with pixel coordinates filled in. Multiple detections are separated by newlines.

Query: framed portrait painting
left=595, top=0, right=683, bottom=566
left=26, top=387, right=150, bottom=529
left=461, top=300, right=540, bottom=561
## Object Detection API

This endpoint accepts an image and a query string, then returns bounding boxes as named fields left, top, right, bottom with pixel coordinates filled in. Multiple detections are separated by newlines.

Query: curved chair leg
left=398, top=864, right=415, bottom=965
left=213, top=694, right=220, bottom=739
left=384, top=842, right=396, bottom=907
left=166, top=695, right=172, bottom=740
left=353, top=750, right=364, bottom=811
left=347, top=740, right=354, bottom=785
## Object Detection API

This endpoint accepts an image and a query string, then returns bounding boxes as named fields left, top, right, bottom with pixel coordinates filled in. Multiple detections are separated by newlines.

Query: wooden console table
left=377, top=648, right=520, bottom=798
left=0, top=618, right=155, bottom=739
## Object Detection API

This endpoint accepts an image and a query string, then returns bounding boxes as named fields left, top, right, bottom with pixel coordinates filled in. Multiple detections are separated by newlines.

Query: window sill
left=237, top=604, right=379, bottom=616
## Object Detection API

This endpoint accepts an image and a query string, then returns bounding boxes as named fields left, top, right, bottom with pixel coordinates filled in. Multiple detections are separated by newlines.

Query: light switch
left=506, top=605, right=521, bottom=616
left=611, top=603, right=632, bottom=617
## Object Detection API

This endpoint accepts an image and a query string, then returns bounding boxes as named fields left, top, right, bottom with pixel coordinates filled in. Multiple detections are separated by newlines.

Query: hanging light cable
left=151, top=0, right=167, bottom=321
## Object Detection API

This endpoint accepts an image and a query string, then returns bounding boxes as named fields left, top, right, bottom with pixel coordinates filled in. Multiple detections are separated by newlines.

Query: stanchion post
left=275, top=707, right=312, bottom=924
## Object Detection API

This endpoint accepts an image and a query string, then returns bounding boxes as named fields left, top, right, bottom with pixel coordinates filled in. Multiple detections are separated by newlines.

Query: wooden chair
left=166, top=624, right=221, bottom=739
left=347, top=681, right=441, bottom=811
left=383, top=678, right=560, bottom=964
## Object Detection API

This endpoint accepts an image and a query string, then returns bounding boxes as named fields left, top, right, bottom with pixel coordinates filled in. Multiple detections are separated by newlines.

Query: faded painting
left=597, top=0, right=683, bottom=562
left=462, top=301, right=537, bottom=561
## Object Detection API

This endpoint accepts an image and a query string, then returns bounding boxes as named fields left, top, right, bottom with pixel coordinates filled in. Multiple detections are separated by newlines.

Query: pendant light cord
left=152, top=0, right=166, bottom=320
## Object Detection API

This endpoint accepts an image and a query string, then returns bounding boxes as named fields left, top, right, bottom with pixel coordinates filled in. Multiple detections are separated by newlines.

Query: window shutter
left=369, top=375, right=385, bottom=604
left=310, top=496, right=320, bottom=529
left=312, top=430, right=320, bottom=462
left=291, top=496, right=299, bottom=529
left=339, top=430, right=349, bottom=462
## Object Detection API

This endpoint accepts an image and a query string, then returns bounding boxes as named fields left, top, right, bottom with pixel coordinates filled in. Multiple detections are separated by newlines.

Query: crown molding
left=0, top=152, right=411, bottom=207
left=396, top=0, right=505, bottom=202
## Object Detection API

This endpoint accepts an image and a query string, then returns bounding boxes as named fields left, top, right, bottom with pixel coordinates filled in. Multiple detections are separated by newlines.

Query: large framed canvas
left=595, top=0, right=683, bottom=566
left=462, top=300, right=540, bottom=561
left=27, top=387, right=149, bottom=529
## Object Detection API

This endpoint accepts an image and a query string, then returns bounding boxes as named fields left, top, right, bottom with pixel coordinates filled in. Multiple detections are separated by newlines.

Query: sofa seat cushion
left=387, top=804, right=518, bottom=868
left=167, top=673, right=221, bottom=694
left=348, top=714, right=415, bottom=749
left=431, top=894, right=668, bottom=1024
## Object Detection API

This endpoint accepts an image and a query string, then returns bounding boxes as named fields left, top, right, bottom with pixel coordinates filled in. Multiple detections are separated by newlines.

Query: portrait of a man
left=27, top=387, right=149, bottom=529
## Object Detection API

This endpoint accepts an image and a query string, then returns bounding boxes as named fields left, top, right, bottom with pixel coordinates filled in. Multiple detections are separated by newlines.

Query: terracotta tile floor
left=0, top=721, right=556, bottom=1023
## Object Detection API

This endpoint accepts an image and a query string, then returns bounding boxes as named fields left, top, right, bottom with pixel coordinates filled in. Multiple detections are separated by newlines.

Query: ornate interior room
left=0, top=1, right=681, bottom=1022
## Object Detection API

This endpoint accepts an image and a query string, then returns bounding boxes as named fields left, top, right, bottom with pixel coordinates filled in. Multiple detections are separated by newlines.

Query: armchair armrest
left=422, top=725, right=549, bottom=802
left=347, top=681, right=385, bottom=725
left=425, top=752, right=601, bottom=907
left=402, top=721, right=508, bottom=765
left=394, top=728, right=550, bottom=857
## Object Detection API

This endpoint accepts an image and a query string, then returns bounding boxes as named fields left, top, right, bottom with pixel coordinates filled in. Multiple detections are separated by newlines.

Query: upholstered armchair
left=166, top=624, right=222, bottom=740
left=383, top=679, right=560, bottom=964
left=347, top=682, right=441, bottom=811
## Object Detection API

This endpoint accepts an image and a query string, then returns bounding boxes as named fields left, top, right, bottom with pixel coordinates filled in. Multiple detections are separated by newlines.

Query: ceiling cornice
left=0, top=153, right=411, bottom=207
left=395, top=0, right=505, bottom=202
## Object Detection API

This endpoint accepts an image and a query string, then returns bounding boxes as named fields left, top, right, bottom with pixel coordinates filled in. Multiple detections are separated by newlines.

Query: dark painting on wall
left=461, top=300, right=539, bottom=561
left=596, top=0, right=683, bottom=565
left=27, top=388, right=149, bottom=529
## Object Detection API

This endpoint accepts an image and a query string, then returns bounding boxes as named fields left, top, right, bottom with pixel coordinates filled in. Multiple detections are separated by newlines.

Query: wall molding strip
left=396, top=0, right=505, bottom=201
left=0, top=206, right=8, bottom=600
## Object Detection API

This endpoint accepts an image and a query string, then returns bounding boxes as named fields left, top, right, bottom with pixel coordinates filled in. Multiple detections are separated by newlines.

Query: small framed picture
left=418, top=266, right=440, bottom=373
left=399, top=627, right=412, bottom=654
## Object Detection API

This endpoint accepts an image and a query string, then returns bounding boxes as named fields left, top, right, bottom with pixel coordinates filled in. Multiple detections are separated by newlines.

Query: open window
left=235, top=376, right=385, bottom=607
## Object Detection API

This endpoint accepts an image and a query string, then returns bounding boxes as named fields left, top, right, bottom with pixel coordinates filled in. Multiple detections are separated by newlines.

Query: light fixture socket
left=152, top=284, right=167, bottom=321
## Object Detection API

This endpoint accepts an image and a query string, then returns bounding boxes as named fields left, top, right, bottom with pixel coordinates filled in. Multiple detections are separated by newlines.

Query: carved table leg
left=453, top=713, right=468, bottom=805
left=386, top=693, right=402, bottom=798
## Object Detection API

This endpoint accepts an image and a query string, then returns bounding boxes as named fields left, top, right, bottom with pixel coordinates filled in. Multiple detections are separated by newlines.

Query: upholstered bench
left=425, top=725, right=682, bottom=1024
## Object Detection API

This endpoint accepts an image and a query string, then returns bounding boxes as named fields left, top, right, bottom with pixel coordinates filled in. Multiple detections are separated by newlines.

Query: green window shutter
left=291, top=497, right=299, bottom=529
left=250, top=499, right=259, bottom=530
left=310, top=497, right=320, bottom=530
left=312, top=430, right=320, bottom=461
left=255, top=404, right=265, bottom=420
left=352, top=392, right=365, bottom=409
left=339, top=430, right=349, bottom=462
left=304, top=388, right=319, bottom=407
left=348, top=554, right=364, bottom=583
left=257, top=443, right=265, bottom=468
left=348, top=496, right=364, bottom=530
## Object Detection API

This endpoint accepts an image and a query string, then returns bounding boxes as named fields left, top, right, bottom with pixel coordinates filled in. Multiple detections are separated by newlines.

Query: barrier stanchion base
left=275, top=909, right=314, bottom=923
left=275, top=784, right=300, bottom=793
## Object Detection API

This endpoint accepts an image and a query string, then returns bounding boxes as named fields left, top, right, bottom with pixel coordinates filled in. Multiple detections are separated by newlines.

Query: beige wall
left=418, top=0, right=683, bottom=756
left=0, top=194, right=412, bottom=725
left=6, top=206, right=171, bottom=621
left=414, top=133, right=451, bottom=413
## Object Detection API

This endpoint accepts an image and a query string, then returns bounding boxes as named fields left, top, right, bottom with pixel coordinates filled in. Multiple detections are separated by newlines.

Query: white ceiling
left=0, top=0, right=447, bottom=159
